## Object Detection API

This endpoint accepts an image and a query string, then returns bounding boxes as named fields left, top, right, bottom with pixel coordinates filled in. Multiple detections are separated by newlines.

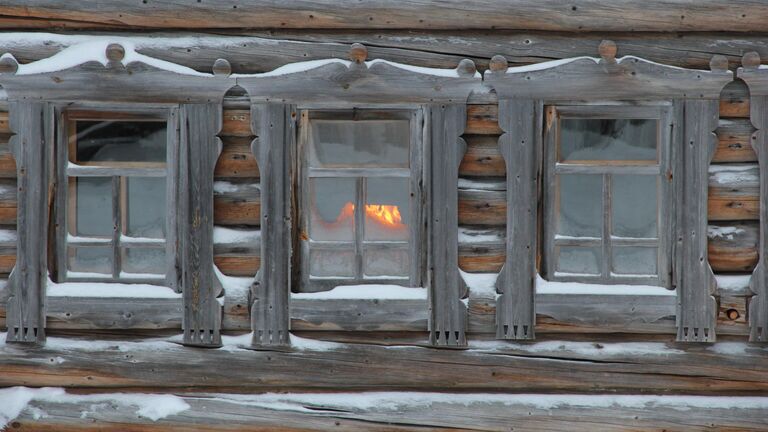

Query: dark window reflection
left=75, top=121, right=166, bottom=163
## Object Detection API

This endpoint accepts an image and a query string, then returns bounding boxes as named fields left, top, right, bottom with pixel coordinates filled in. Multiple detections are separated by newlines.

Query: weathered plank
left=4, top=101, right=51, bottom=344
left=1, top=1, right=767, bottom=32
left=495, top=99, right=537, bottom=340
left=427, top=103, right=468, bottom=346
left=179, top=103, right=223, bottom=347
left=249, top=103, right=292, bottom=347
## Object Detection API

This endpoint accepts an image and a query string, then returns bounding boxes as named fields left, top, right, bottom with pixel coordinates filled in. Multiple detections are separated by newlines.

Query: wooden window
left=56, top=109, right=176, bottom=286
left=297, top=109, right=423, bottom=292
left=543, top=105, right=672, bottom=287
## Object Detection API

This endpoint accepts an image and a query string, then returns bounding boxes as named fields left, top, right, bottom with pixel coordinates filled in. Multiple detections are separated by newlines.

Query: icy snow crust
left=292, top=285, right=427, bottom=300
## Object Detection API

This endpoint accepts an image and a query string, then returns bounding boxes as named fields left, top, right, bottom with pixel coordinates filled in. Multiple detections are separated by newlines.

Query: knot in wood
left=742, top=51, right=761, bottom=70
left=488, top=55, right=508, bottom=73
left=456, top=59, right=477, bottom=77
left=349, top=43, right=368, bottom=63
left=598, top=40, right=617, bottom=62
left=105, top=43, right=125, bottom=62
left=212, top=58, right=232, bottom=76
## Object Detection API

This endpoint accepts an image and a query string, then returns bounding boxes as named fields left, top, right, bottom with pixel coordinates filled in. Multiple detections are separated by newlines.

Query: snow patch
left=536, top=275, right=674, bottom=296
left=469, top=340, right=683, bottom=357
left=707, top=225, right=745, bottom=240
left=0, top=229, right=16, bottom=243
left=367, top=58, right=481, bottom=78
left=214, top=226, right=260, bottom=244
left=460, top=271, right=499, bottom=297
left=47, top=280, right=180, bottom=299
left=458, top=227, right=503, bottom=243
left=214, top=265, right=252, bottom=297
left=715, top=274, right=751, bottom=293
left=292, top=285, right=426, bottom=300
left=213, top=181, right=259, bottom=194
left=709, top=164, right=758, bottom=185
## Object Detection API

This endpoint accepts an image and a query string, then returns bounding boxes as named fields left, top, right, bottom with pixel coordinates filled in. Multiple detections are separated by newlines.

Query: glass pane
left=365, top=178, right=410, bottom=241
left=557, top=174, right=602, bottom=238
left=364, top=247, right=409, bottom=278
left=613, top=247, right=657, bottom=275
left=309, top=178, right=356, bottom=241
left=122, top=247, right=166, bottom=275
left=557, top=246, right=601, bottom=275
left=126, top=177, right=166, bottom=239
left=310, top=120, right=409, bottom=168
left=75, top=120, right=166, bottom=163
left=68, top=246, right=112, bottom=275
left=309, top=248, right=355, bottom=278
left=74, top=177, right=112, bottom=237
left=612, top=175, right=658, bottom=238
left=560, top=119, right=657, bottom=162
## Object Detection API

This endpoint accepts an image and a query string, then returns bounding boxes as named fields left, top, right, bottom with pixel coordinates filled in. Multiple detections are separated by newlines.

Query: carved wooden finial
left=456, top=59, right=477, bottom=77
left=349, top=43, right=368, bottom=64
left=709, top=55, right=729, bottom=72
left=488, top=55, right=508, bottom=73
left=212, top=58, right=232, bottom=76
left=742, top=51, right=761, bottom=70
left=0, top=55, right=19, bottom=74
left=105, top=43, right=125, bottom=62
left=598, top=40, right=617, bottom=63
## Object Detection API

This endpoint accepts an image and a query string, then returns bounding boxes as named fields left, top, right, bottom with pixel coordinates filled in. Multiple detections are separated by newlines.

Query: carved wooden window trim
left=485, top=41, right=732, bottom=342
left=0, top=43, right=234, bottom=346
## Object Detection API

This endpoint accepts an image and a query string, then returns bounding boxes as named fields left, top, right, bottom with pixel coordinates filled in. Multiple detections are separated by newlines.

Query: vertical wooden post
left=428, top=103, right=467, bottom=347
left=676, top=99, right=718, bottom=342
left=495, top=98, right=538, bottom=340
left=179, top=103, right=223, bottom=347
left=6, top=101, right=51, bottom=344
left=748, top=94, right=768, bottom=342
left=251, top=102, right=293, bottom=347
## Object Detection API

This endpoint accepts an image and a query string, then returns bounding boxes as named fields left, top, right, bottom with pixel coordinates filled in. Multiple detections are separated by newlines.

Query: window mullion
left=602, top=173, right=612, bottom=283
left=355, top=177, right=365, bottom=280
left=111, top=176, right=121, bottom=280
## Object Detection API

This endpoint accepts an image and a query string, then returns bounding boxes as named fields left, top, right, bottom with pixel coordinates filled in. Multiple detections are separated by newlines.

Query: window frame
left=55, top=106, right=179, bottom=287
left=541, top=103, right=673, bottom=287
left=296, top=107, right=425, bottom=292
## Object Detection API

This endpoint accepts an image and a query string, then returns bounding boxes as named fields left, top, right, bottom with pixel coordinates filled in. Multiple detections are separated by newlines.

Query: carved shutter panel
left=251, top=102, right=293, bottom=347
left=6, top=101, right=52, bottom=344
left=495, top=98, right=538, bottom=340
left=748, top=95, right=768, bottom=341
left=676, top=99, right=718, bottom=342
left=179, top=103, right=223, bottom=347
left=428, top=103, right=467, bottom=347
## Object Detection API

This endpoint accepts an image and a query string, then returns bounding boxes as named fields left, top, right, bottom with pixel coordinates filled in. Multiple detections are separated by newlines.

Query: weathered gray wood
left=5, top=101, right=51, bottom=343
left=179, top=103, right=223, bottom=347
left=676, top=99, right=719, bottom=342
left=45, top=296, right=182, bottom=329
left=738, top=58, right=768, bottom=341
left=495, top=99, right=537, bottom=340
left=291, top=298, right=428, bottom=332
left=9, top=390, right=768, bottom=432
left=3, top=333, right=768, bottom=394
left=1, top=1, right=768, bottom=32
left=427, top=103, right=468, bottom=346
left=250, top=103, right=293, bottom=347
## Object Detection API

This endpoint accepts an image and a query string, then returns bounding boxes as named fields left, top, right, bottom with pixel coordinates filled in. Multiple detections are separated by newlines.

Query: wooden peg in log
left=488, top=55, right=508, bottom=73
left=105, top=43, right=125, bottom=69
left=349, top=43, right=368, bottom=64
left=598, top=40, right=617, bottom=64
left=213, top=58, right=232, bottom=77
left=709, top=55, right=729, bottom=72
left=457, top=59, right=477, bottom=77
left=742, top=51, right=761, bottom=70
left=0, top=55, right=18, bottom=74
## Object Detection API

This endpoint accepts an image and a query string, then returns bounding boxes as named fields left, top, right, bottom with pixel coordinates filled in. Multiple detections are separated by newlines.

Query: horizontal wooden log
left=215, top=136, right=259, bottom=178
left=8, top=389, right=768, bottom=431
left=720, top=79, right=751, bottom=118
left=1, top=2, right=767, bottom=32
left=715, top=119, right=755, bottom=163
left=709, top=164, right=759, bottom=221
left=1, top=332, right=767, bottom=394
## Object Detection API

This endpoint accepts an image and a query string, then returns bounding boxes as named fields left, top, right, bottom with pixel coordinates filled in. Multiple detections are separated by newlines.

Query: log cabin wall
left=2, top=2, right=768, bottom=429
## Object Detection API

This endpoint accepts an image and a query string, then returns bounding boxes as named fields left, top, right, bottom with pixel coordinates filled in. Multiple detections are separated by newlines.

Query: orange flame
left=333, top=202, right=405, bottom=229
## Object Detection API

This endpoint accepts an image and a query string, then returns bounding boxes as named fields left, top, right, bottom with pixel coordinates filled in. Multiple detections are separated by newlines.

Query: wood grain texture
left=0, top=1, right=767, bottom=32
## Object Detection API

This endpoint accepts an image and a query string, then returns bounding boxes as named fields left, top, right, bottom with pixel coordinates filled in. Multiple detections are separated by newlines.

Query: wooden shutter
left=179, top=103, right=223, bottom=347
left=495, top=98, right=538, bottom=340
left=6, top=101, right=52, bottom=344
left=749, top=95, right=768, bottom=341
left=250, top=102, right=293, bottom=347
left=428, top=103, right=467, bottom=346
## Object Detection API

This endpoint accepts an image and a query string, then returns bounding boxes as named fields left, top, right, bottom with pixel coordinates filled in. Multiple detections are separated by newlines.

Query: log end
left=457, top=59, right=477, bottom=77
left=598, top=40, right=617, bottom=63
left=349, top=43, right=368, bottom=64
left=213, top=58, right=232, bottom=77
left=742, top=51, right=761, bottom=70
left=488, top=55, right=508, bottom=73
left=0, top=55, right=19, bottom=74
left=709, top=55, right=729, bottom=72
left=105, top=43, right=125, bottom=62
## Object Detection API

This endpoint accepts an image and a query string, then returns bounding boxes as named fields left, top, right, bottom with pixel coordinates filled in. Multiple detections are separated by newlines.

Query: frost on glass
left=126, top=177, right=166, bottom=239
left=310, top=120, right=409, bottom=168
left=68, top=246, right=112, bottom=274
left=364, top=248, right=409, bottom=278
left=557, top=246, right=601, bottom=275
left=122, top=247, right=166, bottom=275
left=74, top=177, right=112, bottom=237
left=559, top=119, right=657, bottom=162
left=309, top=178, right=356, bottom=242
left=365, top=178, right=410, bottom=242
left=612, top=175, right=658, bottom=239
left=309, top=248, right=355, bottom=278
left=557, top=174, right=602, bottom=238
left=613, top=247, right=657, bottom=275
left=75, top=120, right=166, bottom=163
